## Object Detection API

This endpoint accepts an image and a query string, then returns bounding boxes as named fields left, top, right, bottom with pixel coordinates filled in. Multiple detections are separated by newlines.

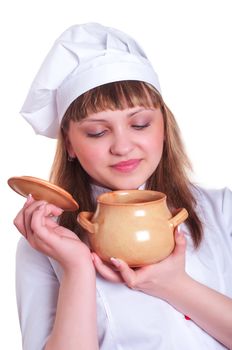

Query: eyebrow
left=78, top=107, right=154, bottom=124
left=128, top=108, right=152, bottom=117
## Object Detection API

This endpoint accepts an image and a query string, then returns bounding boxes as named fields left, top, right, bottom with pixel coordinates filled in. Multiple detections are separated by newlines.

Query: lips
left=111, top=159, right=141, bottom=172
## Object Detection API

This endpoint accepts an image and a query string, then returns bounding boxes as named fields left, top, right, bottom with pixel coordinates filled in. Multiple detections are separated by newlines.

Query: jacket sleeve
left=16, top=237, right=60, bottom=350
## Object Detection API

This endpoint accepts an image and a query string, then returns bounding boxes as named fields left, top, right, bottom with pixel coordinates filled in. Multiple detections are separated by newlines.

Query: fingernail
left=25, top=194, right=33, bottom=204
left=110, top=257, right=121, bottom=267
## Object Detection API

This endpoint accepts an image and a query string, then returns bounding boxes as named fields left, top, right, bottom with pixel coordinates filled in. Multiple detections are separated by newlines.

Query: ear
left=65, top=135, right=76, bottom=158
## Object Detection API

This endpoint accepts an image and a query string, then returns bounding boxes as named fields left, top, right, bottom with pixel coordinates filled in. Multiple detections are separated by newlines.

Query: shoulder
left=16, top=237, right=60, bottom=282
left=192, top=185, right=232, bottom=234
left=193, top=185, right=232, bottom=213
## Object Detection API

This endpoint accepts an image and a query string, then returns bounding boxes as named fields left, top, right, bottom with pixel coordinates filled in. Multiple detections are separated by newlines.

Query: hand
left=14, top=195, right=93, bottom=272
left=92, top=229, right=187, bottom=300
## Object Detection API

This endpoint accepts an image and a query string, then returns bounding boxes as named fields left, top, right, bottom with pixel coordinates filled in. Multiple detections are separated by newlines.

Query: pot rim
left=97, top=190, right=167, bottom=206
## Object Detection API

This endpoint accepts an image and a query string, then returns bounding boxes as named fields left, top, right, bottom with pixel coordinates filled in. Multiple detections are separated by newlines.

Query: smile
left=111, top=159, right=141, bottom=173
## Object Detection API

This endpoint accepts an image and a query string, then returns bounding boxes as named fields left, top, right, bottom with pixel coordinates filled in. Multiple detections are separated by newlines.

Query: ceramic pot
left=78, top=190, right=188, bottom=267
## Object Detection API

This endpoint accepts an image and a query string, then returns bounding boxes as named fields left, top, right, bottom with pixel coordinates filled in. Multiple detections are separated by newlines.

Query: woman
left=14, top=23, right=232, bottom=349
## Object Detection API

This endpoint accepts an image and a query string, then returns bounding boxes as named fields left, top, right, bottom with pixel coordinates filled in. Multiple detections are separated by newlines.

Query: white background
left=0, top=0, right=231, bottom=348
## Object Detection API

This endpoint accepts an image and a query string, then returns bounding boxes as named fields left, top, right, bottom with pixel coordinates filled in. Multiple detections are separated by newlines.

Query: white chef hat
left=20, top=22, right=161, bottom=138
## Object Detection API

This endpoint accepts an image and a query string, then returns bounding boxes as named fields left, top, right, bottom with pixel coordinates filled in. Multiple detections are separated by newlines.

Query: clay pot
left=78, top=190, right=188, bottom=267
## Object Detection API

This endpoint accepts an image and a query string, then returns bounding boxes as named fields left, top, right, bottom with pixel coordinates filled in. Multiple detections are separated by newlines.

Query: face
left=66, top=106, right=164, bottom=190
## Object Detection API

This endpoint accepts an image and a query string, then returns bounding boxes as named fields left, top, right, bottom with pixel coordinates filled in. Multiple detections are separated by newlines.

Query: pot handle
left=169, top=208, right=188, bottom=228
left=77, top=211, right=96, bottom=234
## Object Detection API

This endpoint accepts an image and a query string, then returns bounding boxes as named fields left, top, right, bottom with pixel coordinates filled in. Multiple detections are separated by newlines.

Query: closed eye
left=87, top=130, right=107, bottom=138
left=132, top=123, right=151, bottom=130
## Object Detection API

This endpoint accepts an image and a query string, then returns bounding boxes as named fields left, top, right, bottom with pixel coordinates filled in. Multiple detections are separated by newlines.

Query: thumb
left=110, top=258, right=137, bottom=289
left=172, top=228, right=186, bottom=257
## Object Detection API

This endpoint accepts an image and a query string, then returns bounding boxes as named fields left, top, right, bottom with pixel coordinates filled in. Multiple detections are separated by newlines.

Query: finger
left=172, top=228, right=186, bottom=257
left=27, top=230, right=54, bottom=256
left=16, top=203, right=52, bottom=253
left=110, top=258, right=137, bottom=289
left=53, top=225, right=79, bottom=240
left=92, top=253, right=123, bottom=283
left=14, top=195, right=35, bottom=235
left=23, top=200, right=48, bottom=238
left=30, top=203, right=63, bottom=245
left=40, top=202, right=64, bottom=218
left=26, top=201, right=62, bottom=232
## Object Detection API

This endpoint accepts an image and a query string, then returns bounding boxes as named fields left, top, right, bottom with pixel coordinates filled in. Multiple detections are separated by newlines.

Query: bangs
left=62, top=81, right=163, bottom=126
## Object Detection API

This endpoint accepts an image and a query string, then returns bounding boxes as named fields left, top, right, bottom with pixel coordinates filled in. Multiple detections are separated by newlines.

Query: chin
left=110, top=181, right=145, bottom=191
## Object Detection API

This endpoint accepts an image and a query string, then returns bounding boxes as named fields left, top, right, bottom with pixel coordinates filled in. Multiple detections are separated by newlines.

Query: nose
left=110, top=132, right=134, bottom=156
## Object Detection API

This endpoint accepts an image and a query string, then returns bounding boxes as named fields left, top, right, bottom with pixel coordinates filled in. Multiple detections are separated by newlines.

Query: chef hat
left=20, top=22, right=161, bottom=138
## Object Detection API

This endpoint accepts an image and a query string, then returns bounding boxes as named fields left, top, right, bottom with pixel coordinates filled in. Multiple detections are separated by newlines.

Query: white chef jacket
left=16, top=186, right=232, bottom=349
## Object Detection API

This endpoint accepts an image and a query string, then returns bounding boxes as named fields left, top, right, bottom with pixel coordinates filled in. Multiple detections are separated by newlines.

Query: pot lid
left=8, top=176, right=78, bottom=211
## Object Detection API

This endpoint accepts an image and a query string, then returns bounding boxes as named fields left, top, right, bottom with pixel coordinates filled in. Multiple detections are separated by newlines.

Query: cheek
left=75, top=143, right=105, bottom=164
left=143, top=131, right=164, bottom=154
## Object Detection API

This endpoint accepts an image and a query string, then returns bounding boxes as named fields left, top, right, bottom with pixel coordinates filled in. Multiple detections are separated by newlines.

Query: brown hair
left=50, top=81, right=202, bottom=247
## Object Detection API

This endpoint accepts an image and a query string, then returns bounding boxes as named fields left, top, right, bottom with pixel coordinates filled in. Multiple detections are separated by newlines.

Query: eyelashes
left=131, top=123, right=151, bottom=130
left=87, top=131, right=106, bottom=138
left=87, top=123, right=151, bottom=138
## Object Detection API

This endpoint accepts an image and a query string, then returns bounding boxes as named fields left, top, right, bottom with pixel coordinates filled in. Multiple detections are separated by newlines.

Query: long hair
left=50, top=81, right=203, bottom=247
